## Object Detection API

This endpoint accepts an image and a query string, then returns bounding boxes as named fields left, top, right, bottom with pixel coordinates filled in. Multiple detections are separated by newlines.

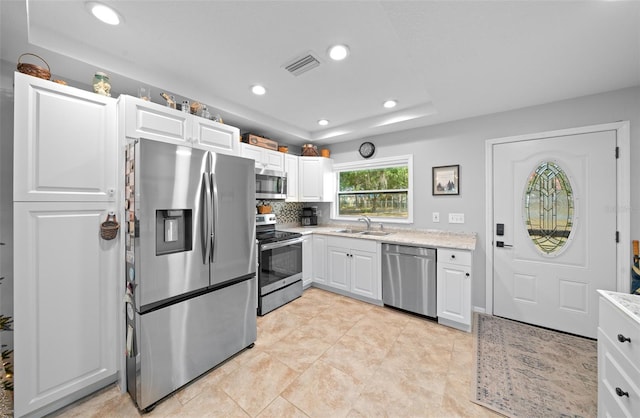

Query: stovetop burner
left=255, top=213, right=302, bottom=244
left=256, top=230, right=302, bottom=244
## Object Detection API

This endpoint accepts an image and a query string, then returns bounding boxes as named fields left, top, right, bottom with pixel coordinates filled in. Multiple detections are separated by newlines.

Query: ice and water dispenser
left=155, top=209, right=192, bottom=255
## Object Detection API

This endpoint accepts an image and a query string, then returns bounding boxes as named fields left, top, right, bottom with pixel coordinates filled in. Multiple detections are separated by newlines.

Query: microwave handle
left=280, top=176, right=287, bottom=195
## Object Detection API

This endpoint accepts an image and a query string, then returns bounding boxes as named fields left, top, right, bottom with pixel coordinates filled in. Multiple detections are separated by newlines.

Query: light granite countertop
left=278, top=224, right=477, bottom=251
left=598, top=290, right=640, bottom=325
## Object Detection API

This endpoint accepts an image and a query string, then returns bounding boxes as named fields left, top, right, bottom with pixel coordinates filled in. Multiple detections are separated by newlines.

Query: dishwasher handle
left=382, top=243, right=436, bottom=258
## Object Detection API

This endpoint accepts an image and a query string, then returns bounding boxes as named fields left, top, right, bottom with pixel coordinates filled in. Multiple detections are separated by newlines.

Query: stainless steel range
left=256, top=214, right=304, bottom=315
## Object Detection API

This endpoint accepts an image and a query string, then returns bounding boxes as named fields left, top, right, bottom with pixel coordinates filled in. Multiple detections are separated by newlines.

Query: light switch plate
left=432, top=212, right=440, bottom=222
left=448, top=213, right=465, bottom=224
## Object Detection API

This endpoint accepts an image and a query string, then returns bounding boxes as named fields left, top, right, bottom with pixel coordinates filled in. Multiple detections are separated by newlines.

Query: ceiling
left=1, top=1, right=639, bottom=146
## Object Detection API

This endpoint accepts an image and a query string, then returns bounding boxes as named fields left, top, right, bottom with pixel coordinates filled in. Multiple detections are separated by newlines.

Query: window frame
left=332, top=155, right=413, bottom=224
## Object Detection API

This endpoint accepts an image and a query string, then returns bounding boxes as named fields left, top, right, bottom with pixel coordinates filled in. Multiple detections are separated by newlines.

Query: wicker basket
left=17, top=53, right=51, bottom=80
left=302, top=144, right=319, bottom=157
left=100, top=213, right=120, bottom=240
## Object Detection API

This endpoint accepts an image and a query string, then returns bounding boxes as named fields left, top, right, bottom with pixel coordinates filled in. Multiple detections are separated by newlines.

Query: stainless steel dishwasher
left=382, top=243, right=437, bottom=318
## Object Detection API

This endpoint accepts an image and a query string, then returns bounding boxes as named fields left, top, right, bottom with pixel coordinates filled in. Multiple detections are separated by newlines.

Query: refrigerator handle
left=202, top=172, right=212, bottom=264
left=211, top=172, right=219, bottom=263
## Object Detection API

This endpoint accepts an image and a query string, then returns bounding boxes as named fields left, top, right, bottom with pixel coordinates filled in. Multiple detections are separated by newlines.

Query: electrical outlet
left=432, top=212, right=440, bottom=223
left=448, top=213, right=465, bottom=224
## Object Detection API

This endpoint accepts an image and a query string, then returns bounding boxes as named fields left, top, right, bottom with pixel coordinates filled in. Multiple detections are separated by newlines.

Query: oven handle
left=260, top=236, right=305, bottom=251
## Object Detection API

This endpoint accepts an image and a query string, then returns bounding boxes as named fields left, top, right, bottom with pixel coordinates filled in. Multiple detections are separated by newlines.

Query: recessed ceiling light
left=328, top=44, right=350, bottom=61
left=86, top=2, right=122, bottom=25
left=251, top=85, right=266, bottom=95
left=383, top=100, right=397, bottom=109
left=318, top=119, right=329, bottom=126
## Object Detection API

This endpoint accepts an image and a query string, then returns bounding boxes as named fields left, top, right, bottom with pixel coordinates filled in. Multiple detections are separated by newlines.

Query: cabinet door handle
left=615, top=387, right=629, bottom=398
left=617, top=334, right=631, bottom=343
left=465, top=273, right=470, bottom=277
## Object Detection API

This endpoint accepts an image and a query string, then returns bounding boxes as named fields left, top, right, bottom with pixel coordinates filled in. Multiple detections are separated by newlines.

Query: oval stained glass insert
left=524, top=162, right=574, bottom=255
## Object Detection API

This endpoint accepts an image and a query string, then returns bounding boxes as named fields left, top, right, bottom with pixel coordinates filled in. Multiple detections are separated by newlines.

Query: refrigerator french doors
left=125, top=139, right=256, bottom=411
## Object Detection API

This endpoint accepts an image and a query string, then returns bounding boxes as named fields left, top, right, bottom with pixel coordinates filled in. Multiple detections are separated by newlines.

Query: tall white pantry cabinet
left=13, top=73, right=119, bottom=417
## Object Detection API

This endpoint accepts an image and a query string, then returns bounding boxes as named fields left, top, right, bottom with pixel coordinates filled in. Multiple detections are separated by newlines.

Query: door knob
left=496, top=241, right=513, bottom=248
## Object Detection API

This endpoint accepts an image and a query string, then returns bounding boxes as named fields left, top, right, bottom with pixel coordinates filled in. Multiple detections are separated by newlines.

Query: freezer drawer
left=127, top=277, right=257, bottom=410
left=382, top=244, right=437, bottom=317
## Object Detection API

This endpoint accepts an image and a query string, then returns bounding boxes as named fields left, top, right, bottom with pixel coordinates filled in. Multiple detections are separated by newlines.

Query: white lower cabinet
left=312, top=235, right=327, bottom=284
left=302, top=235, right=313, bottom=287
left=597, top=292, right=640, bottom=418
left=437, top=248, right=472, bottom=332
left=14, top=202, right=119, bottom=417
left=326, top=236, right=379, bottom=301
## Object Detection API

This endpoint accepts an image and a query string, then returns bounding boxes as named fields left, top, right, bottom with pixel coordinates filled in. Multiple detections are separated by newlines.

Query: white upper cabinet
left=122, top=95, right=239, bottom=155
left=13, top=72, right=117, bottom=202
left=240, top=143, right=285, bottom=172
left=299, top=157, right=334, bottom=202
left=192, top=117, right=239, bottom=154
left=123, top=95, right=189, bottom=145
left=285, top=154, right=299, bottom=202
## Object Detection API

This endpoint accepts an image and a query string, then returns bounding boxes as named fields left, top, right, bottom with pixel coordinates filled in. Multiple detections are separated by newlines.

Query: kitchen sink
left=332, top=229, right=393, bottom=236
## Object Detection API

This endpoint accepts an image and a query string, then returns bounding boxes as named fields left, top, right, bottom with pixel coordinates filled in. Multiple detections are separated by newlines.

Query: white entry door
left=492, top=129, right=618, bottom=338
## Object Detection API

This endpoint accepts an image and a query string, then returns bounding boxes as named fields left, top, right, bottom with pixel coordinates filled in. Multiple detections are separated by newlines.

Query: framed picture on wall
left=432, top=165, right=460, bottom=195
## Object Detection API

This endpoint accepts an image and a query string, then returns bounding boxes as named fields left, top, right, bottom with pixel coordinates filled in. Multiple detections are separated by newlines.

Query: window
left=333, top=155, right=413, bottom=223
left=523, top=161, right=575, bottom=255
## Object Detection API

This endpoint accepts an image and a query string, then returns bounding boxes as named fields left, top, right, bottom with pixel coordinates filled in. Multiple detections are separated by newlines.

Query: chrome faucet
left=358, top=215, right=371, bottom=230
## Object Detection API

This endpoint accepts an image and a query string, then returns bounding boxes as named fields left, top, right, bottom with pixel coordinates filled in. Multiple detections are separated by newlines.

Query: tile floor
left=52, top=288, right=501, bottom=417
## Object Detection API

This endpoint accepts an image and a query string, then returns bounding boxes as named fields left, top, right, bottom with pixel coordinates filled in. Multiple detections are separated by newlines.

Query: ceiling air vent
left=283, top=52, right=321, bottom=76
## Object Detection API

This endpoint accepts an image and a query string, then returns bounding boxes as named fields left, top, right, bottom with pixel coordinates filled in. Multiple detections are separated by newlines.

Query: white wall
left=328, top=86, right=640, bottom=310
left=0, top=59, right=14, bottom=350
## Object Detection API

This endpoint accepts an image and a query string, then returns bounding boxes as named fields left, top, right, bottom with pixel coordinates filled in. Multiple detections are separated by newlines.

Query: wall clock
left=359, top=141, right=375, bottom=158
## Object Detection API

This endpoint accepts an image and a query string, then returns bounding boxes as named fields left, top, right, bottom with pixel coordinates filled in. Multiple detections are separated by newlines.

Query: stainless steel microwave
left=255, top=168, right=287, bottom=199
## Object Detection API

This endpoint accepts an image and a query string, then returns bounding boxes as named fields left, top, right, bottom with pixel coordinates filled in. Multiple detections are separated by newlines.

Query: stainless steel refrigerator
left=124, top=139, right=257, bottom=411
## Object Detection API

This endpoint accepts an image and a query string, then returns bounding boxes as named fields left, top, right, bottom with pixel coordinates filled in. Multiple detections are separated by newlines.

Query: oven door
left=259, top=237, right=304, bottom=295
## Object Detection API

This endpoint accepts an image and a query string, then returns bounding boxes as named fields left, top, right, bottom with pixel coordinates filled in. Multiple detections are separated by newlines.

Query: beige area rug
left=473, top=313, right=597, bottom=417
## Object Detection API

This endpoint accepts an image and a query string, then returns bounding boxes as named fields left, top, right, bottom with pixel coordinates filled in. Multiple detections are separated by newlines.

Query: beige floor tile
left=298, top=287, right=336, bottom=304
left=256, top=396, right=309, bottom=418
left=169, top=386, right=249, bottom=418
left=175, top=357, right=240, bottom=405
left=219, top=351, right=299, bottom=416
left=327, top=296, right=372, bottom=322
left=263, top=328, right=332, bottom=373
left=344, top=318, right=403, bottom=350
left=350, top=365, right=444, bottom=418
left=51, top=385, right=140, bottom=418
left=320, top=333, right=388, bottom=382
left=257, top=309, right=309, bottom=346
left=293, top=311, right=358, bottom=344
left=52, top=288, right=493, bottom=418
left=282, top=361, right=365, bottom=418
left=365, top=305, right=413, bottom=327
left=279, top=294, right=332, bottom=319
